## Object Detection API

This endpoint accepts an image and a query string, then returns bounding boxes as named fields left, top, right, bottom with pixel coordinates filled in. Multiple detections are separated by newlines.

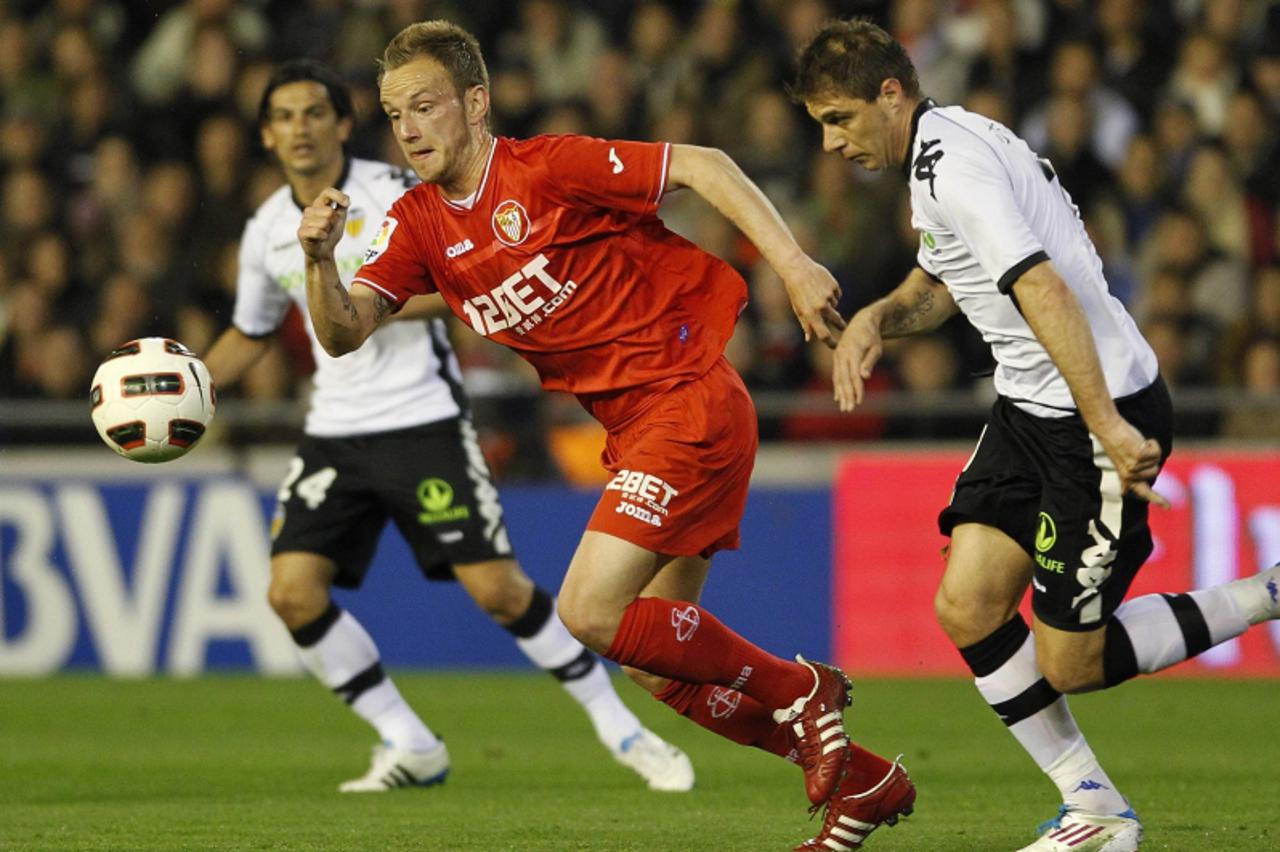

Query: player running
left=204, top=59, right=695, bottom=794
left=298, top=20, right=915, bottom=850
left=793, top=19, right=1280, bottom=852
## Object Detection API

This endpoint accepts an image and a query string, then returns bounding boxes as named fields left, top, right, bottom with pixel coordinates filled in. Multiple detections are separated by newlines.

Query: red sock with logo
left=654, top=680, right=795, bottom=759
left=605, top=597, right=812, bottom=711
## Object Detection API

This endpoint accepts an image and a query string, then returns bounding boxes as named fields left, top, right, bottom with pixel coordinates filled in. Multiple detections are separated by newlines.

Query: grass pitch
left=0, top=674, right=1275, bottom=851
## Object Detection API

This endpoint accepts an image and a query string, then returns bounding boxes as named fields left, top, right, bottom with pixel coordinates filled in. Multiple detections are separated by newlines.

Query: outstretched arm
left=298, top=188, right=390, bottom=356
left=203, top=327, right=272, bottom=390
left=1011, top=261, right=1167, bottom=507
left=666, top=144, right=845, bottom=347
left=832, top=267, right=958, bottom=411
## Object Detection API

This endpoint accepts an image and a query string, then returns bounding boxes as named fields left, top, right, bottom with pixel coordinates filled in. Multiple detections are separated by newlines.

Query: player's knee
left=555, top=594, right=616, bottom=655
left=621, top=666, right=668, bottom=696
left=1037, top=653, right=1100, bottom=694
left=267, top=574, right=329, bottom=630
left=934, top=585, right=1016, bottom=647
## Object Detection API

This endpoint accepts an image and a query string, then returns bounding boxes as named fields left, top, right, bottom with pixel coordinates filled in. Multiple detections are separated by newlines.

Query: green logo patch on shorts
left=417, top=478, right=471, bottom=525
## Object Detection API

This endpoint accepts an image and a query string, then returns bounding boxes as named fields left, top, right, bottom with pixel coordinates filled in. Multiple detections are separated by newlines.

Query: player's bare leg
left=454, top=557, right=694, bottom=791
left=937, top=524, right=1137, bottom=847
left=269, top=552, right=448, bottom=791
left=557, top=532, right=900, bottom=818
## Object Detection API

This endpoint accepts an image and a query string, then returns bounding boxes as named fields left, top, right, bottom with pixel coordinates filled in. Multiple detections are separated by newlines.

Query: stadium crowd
left=1, top=0, right=1278, bottom=453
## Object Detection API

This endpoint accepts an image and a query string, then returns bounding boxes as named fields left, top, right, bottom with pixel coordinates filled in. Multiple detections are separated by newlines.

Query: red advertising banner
left=833, top=450, right=1280, bottom=676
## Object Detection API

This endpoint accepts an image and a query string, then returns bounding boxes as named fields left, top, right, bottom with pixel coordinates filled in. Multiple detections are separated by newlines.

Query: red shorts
left=587, top=357, right=758, bottom=558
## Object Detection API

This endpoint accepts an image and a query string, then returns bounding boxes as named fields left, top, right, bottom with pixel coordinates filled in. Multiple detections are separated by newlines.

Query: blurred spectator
left=780, top=340, right=890, bottom=442
left=1182, top=142, right=1250, bottom=262
left=1115, top=134, right=1167, bottom=250
left=1039, top=93, right=1114, bottom=211
left=1166, top=32, right=1237, bottom=135
left=496, top=0, right=605, bottom=103
left=1217, top=265, right=1280, bottom=384
left=1095, top=0, right=1171, bottom=122
left=1219, top=337, right=1280, bottom=441
left=891, top=0, right=972, bottom=108
left=965, top=0, right=1041, bottom=121
left=1139, top=206, right=1249, bottom=327
left=1022, top=39, right=1139, bottom=170
left=129, top=0, right=269, bottom=107
left=1133, top=266, right=1220, bottom=384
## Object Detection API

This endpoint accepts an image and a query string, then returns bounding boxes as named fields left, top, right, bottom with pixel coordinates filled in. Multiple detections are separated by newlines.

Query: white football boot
left=612, top=728, right=695, bottom=791
left=1018, top=807, right=1143, bottom=852
left=338, top=741, right=450, bottom=792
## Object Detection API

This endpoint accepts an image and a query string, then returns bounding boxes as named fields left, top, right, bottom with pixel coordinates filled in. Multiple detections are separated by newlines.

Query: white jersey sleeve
left=231, top=203, right=293, bottom=338
left=914, top=130, right=1047, bottom=295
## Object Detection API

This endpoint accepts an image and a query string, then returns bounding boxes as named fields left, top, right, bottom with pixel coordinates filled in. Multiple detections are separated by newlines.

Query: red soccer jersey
left=352, top=134, right=749, bottom=431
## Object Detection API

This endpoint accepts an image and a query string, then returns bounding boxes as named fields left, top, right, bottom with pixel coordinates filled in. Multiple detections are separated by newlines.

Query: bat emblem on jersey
left=492, top=199, right=531, bottom=246
left=608, top=147, right=624, bottom=174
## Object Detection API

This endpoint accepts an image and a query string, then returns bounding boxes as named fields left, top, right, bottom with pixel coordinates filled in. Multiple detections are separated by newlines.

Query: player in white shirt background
left=792, top=19, right=1280, bottom=852
left=203, top=59, right=693, bottom=794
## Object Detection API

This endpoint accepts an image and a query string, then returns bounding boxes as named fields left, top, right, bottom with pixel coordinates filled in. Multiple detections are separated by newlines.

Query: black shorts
left=938, top=378, right=1173, bottom=632
left=270, top=418, right=514, bottom=588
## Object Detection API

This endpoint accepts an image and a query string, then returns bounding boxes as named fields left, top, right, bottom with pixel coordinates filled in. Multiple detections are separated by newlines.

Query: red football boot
left=794, top=758, right=916, bottom=851
left=772, top=656, right=853, bottom=805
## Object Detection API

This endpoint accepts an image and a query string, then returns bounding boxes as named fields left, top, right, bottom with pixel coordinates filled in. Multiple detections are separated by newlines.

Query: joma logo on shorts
left=606, top=470, right=679, bottom=511
left=615, top=501, right=662, bottom=526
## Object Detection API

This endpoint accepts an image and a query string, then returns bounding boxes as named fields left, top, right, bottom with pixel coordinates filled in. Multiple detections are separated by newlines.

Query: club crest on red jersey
left=492, top=199, right=530, bottom=247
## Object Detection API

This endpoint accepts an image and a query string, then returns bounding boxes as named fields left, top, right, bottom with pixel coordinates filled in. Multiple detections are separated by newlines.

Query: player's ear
left=464, top=84, right=489, bottom=128
left=260, top=124, right=276, bottom=153
left=878, top=78, right=903, bottom=112
left=336, top=115, right=353, bottom=145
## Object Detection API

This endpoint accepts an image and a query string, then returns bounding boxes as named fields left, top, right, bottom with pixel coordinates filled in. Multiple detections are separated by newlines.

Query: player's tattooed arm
left=877, top=268, right=957, bottom=338
left=832, top=268, right=957, bottom=412
left=299, top=188, right=383, bottom=355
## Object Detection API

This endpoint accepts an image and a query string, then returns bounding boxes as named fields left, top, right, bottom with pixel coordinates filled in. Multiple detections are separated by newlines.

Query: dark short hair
left=790, top=18, right=920, bottom=104
left=257, top=59, right=354, bottom=126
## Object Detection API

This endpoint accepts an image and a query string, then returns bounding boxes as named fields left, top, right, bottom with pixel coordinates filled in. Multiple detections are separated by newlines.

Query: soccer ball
left=89, top=337, right=216, bottom=463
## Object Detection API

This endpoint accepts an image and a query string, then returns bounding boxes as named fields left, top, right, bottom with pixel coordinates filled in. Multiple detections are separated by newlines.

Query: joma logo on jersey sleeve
left=460, top=253, right=579, bottom=336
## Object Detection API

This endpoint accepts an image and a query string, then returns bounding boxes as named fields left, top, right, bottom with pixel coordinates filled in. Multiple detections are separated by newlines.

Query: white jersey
left=233, top=158, right=465, bottom=437
left=906, top=102, right=1157, bottom=418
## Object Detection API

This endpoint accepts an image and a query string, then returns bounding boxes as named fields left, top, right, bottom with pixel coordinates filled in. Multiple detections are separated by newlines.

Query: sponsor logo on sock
left=707, top=687, right=741, bottom=719
left=1266, top=578, right=1278, bottom=606
left=1071, top=779, right=1110, bottom=792
left=728, top=665, right=752, bottom=691
left=671, top=605, right=700, bottom=642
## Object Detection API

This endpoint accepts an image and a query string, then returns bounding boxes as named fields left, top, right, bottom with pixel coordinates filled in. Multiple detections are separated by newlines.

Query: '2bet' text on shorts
left=587, top=357, right=757, bottom=559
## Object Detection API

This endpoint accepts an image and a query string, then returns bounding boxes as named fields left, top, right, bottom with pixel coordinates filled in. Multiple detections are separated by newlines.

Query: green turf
left=0, top=675, right=1275, bottom=850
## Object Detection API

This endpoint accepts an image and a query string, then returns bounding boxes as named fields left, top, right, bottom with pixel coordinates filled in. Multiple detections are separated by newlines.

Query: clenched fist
left=298, top=187, right=350, bottom=261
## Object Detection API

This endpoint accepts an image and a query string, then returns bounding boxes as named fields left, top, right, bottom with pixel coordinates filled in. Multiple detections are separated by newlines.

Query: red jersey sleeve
left=534, top=135, right=671, bottom=216
left=351, top=193, right=435, bottom=308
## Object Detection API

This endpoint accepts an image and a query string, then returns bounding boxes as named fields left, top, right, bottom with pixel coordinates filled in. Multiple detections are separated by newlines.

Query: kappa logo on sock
left=1267, top=578, right=1278, bottom=605
left=706, top=687, right=741, bottom=719
left=1072, top=780, right=1110, bottom=792
left=671, top=605, right=700, bottom=642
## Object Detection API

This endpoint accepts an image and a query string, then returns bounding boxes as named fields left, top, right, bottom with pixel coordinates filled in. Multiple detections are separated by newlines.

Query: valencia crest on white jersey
left=233, top=158, right=465, bottom=437
left=905, top=103, right=1157, bottom=417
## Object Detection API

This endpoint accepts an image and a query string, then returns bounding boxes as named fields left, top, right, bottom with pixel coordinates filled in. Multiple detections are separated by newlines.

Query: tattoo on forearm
left=373, top=295, right=391, bottom=324
left=885, top=288, right=935, bottom=335
left=333, top=282, right=359, bottom=322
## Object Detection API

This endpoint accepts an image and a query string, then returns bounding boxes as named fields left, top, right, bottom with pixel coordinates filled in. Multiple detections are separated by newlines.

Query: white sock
left=509, top=588, right=642, bottom=750
left=1109, top=590, right=1248, bottom=675
left=974, top=631, right=1129, bottom=815
left=292, top=604, right=438, bottom=751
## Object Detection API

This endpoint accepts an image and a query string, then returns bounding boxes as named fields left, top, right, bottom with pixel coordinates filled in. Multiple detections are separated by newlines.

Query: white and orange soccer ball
left=89, top=337, right=216, bottom=463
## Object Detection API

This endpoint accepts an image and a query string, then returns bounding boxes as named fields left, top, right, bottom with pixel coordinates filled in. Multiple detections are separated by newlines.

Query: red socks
left=606, top=597, right=812, bottom=711
left=654, top=681, right=796, bottom=759
left=654, top=680, right=897, bottom=791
